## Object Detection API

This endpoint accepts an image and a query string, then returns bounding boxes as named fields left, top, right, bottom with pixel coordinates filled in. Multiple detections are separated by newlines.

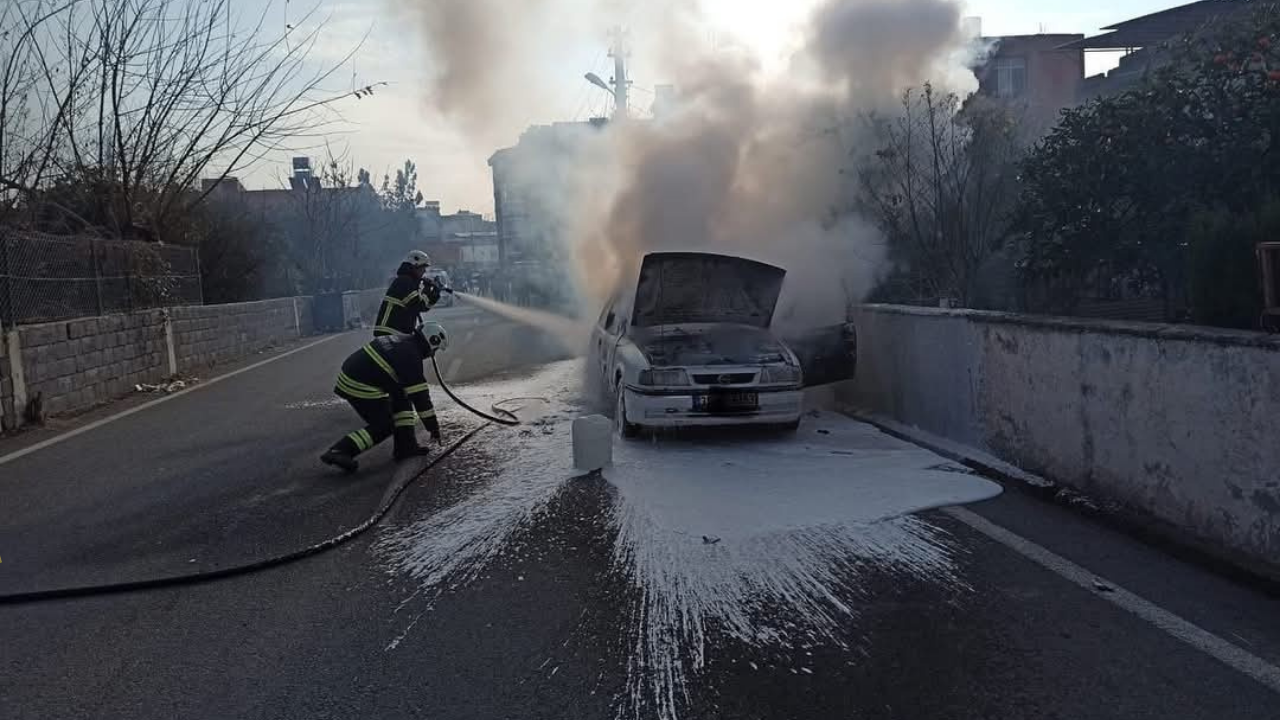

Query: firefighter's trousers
left=330, top=394, right=419, bottom=457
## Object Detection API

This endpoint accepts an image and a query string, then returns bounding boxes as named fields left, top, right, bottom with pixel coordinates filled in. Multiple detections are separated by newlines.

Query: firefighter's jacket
left=374, top=273, right=431, bottom=337
left=334, top=334, right=438, bottom=431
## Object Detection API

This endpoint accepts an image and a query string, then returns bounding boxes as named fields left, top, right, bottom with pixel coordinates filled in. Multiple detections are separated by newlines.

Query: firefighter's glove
left=423, top=280, right=442, bottom=306
left=424, top=416, right=442, bottom=442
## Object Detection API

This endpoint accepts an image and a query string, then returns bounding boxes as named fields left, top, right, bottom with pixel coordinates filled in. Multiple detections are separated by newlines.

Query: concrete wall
left=1, top=325, right=15, bottom=432
left=847, top=304, right=1280, bottom=577
left=170, top=298, right=302, bottom=374
left=1, top=290, right=375, bottom=428
left=13, top=312, right=170, bottom=418
left=344, top=289, right=383, bottom=330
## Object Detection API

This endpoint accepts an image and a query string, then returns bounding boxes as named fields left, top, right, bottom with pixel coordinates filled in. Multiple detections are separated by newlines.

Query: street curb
left=843, top=408, right=1280, bottom=595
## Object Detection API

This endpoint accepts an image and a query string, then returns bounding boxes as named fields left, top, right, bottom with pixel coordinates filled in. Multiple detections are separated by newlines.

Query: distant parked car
left=589, top=251, right=856, bottom=436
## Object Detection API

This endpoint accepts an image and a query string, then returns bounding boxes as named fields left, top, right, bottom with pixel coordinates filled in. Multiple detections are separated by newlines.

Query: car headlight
left=638, top=368, right=691, bottom=386
left=760, top=364, right=801, bottom=384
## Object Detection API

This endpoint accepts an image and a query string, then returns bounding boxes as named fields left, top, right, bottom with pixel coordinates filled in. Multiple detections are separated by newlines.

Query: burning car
left=590, top=251, right=856, bottom=436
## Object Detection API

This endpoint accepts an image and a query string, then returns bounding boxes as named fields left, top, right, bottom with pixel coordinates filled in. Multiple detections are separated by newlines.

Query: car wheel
left=614, top=382, right=639, bottom=438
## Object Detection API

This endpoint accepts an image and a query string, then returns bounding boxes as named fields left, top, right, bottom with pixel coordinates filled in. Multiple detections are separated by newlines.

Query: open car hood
left=631, top=252, right=786, bottom=329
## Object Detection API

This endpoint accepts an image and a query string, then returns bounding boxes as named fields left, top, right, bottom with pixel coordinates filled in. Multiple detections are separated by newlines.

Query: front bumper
left=622, top=385, right=803, bottom=427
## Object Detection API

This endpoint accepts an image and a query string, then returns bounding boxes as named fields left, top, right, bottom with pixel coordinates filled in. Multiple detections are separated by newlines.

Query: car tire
left=614, top=383, right=640, bottom=438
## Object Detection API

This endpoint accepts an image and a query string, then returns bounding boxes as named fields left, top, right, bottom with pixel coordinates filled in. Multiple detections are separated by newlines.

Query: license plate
left=694, top=392, right=759, bottom=413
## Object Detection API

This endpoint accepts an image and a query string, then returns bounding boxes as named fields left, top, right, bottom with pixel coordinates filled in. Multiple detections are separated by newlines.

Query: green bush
left=1185, top=201, right=1275, bottom=329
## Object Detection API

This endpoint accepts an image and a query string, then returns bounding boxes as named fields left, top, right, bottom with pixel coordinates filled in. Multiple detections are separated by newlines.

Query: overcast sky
left=233, top=0, right=1183, bottom=214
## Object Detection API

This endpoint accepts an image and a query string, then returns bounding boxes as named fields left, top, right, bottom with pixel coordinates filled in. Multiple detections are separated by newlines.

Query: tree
left=191, top=199, right=279, bottom=304
left=288, top=149, right=381, bottom=292
left=1011, top=4, right=1280, bottom=322
left=375, top=158, right=424, bottom=263
left=0, top=0, right=375, bottom=242
left=380, top=159, right=423, bottom=213
left=1184, top=200, right=1275, bottom=328
left=859, top=85, right=1025, bottom=306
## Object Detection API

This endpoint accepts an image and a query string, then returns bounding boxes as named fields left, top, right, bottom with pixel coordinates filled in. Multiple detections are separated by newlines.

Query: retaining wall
left=845, top=304, right=1280, bottom=577
left=345, top=289, right=382, bottom=330
left=1, top=290, right=373, bottom=428
left=1, top=328, right=14, bottom=432
left=13, top=312, right=170, bottom=419
left=170, top=298, right=303, bottom=374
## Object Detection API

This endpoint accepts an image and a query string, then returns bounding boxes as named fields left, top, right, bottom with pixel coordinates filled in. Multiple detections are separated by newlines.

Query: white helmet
left=416, top=321, right=448, bottom=354
left=404, top=250, right=432, bottom=268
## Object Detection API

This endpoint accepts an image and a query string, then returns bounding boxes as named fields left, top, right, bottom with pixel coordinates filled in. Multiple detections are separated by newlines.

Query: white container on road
left=572, top=414, right=613, bottom=472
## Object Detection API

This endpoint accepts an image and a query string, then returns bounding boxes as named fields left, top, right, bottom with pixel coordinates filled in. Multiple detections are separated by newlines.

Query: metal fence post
left=193, top=248, right=204, bottom=305
left=0, top=232, right=11, bottom=326
left=125, top=244, right=134, bottom=313
left=92, top=239, right=105, bottom=315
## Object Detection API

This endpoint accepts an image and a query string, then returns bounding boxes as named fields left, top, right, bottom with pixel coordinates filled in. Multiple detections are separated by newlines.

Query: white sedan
left=590, top=251, right=856, bottom=436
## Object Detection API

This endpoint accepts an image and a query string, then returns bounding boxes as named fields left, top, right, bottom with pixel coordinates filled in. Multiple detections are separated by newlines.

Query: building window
left=994, top=57, right=1027, bottom=98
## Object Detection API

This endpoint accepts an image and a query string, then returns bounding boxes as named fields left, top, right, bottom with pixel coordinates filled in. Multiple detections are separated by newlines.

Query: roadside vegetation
left=862, top=5, right=1280, bottom=330
left=0, top=0, right=414, bottom=303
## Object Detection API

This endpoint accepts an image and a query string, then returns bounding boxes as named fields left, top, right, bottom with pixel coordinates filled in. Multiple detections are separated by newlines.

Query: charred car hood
left=632, top=325, right=791, bottom=367
left=631, top=252, right=785, bottom=329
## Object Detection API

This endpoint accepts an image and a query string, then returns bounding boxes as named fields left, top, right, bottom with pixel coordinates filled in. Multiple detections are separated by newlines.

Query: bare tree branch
left=1, top=0, right=375, bottom=242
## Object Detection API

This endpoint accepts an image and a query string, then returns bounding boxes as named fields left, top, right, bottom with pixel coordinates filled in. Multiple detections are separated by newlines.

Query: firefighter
left=320, top=322, right=449, bottom=473
left=374, top=250, right=443, bottom=337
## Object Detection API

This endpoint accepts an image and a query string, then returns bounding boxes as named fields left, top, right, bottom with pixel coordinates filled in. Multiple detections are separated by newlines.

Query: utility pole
left=609, top=26, right=630, bottom=119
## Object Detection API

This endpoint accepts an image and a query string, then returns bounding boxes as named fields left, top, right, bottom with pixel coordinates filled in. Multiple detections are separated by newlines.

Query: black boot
left=321, top=448, right=359, bottom=473
left=393, top=445, right=432, bottom=461
left=322, top=436, right=361, bottom=474
left=393, top=426, right=430, bottom=461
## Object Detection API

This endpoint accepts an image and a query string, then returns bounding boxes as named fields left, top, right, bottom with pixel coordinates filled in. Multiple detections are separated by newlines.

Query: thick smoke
left=389, top=0, right=602, bottom=144
left=398, top=0, right=977, bottom=330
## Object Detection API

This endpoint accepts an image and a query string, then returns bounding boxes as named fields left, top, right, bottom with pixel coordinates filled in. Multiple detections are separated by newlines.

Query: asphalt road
left=2, top=307, right=1278, bottom=720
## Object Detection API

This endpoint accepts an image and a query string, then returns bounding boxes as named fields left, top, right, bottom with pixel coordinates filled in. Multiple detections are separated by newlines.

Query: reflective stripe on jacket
left=374, top=274, right=430, bottom=337
left=333, top=334, right=436, bottom=419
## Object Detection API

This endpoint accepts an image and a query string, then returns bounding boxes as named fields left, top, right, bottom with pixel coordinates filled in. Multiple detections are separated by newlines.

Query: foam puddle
left=605, top=415, right=1001, bottom=719
left=378, top=362, right=1001, bottom=718
left=376, top=363, right=583, bottom=648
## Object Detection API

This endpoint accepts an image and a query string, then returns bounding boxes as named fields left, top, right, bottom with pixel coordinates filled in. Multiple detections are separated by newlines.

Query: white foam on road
left=378, top=361, right=1002, bottom=718
left=608, top=415, right=1000, bottom=540
left=377, top=363, right=583, bottom=645
left=605, top=413, right=1001, bottom=719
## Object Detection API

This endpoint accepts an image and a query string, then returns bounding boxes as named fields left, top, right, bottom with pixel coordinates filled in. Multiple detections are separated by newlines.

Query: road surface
left=2, top=309, right=1278, bottom=720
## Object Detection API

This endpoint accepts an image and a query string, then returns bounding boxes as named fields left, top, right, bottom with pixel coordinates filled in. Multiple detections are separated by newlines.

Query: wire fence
left=0, top=228, right=202, bottom=326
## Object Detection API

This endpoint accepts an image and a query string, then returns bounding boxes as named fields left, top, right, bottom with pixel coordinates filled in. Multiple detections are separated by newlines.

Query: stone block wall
left=170, top=298, right=300, bottom=374
left=15, top=311, right=169, bottom=418
left=2, top=290, right=375, bottom=429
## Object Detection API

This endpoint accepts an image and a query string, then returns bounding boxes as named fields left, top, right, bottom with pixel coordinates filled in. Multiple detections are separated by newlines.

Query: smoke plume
left=390, top=0, right=602, bottom=145
left=396, top=0, right=978, bottom=329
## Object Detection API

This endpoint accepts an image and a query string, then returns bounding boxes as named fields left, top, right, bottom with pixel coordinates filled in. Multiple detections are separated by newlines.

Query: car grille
left=692, top=372, right=757, bottom=385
